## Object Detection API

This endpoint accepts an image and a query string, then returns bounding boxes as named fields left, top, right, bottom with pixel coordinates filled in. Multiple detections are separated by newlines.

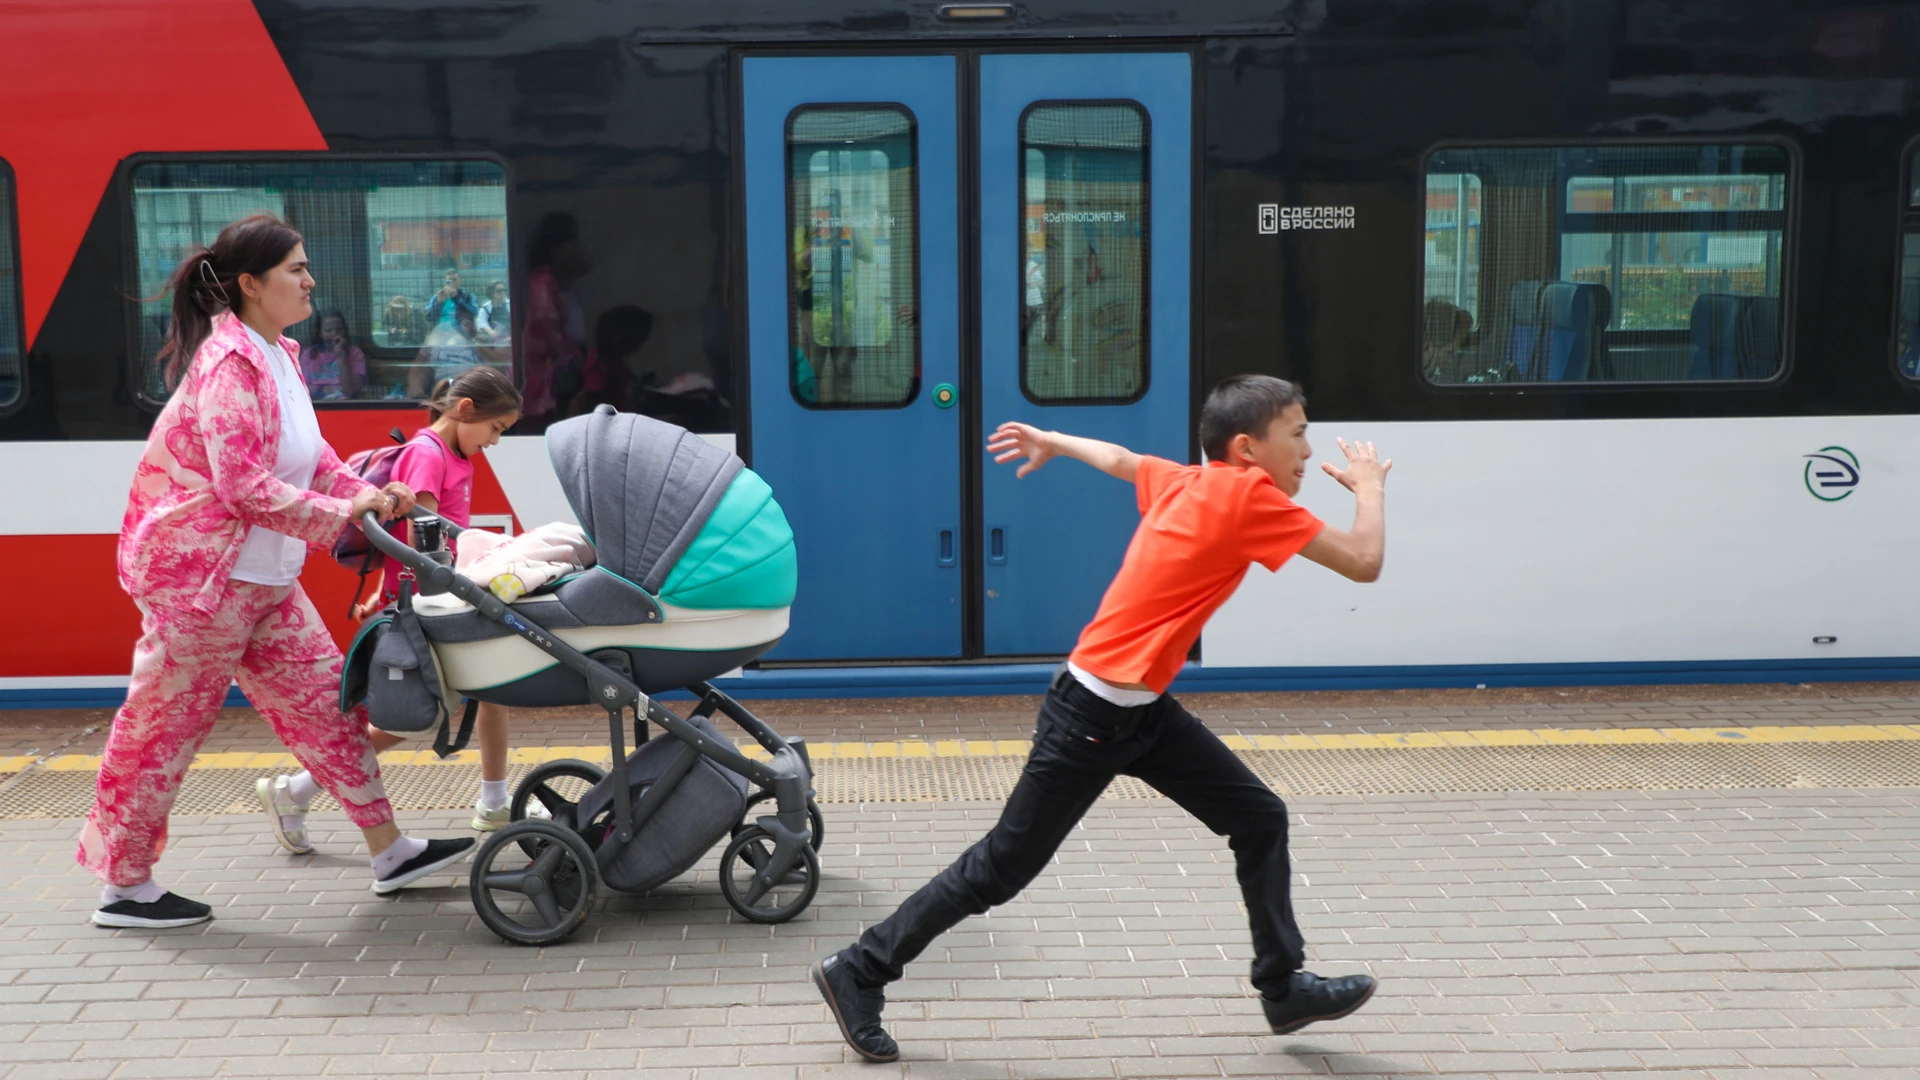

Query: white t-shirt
left=1067, top=661, right=1161, bottom=708
left=229, top=325, right=326, bottom=587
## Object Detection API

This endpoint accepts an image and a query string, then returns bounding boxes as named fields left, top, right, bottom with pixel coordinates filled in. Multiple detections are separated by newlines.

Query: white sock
left=370, top=834, right=428, bottom=878
left=285, top=772, right=320, bottom=807
left=479, top=779, right=509, bottom=810
left=102, top=879, right=167, bottom=906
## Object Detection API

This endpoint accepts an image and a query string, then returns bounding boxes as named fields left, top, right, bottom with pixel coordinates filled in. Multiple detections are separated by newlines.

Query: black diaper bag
left=341, top=581, right=477, bottom=758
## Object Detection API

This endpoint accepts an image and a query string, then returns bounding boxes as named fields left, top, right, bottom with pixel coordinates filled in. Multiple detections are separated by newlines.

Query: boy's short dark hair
left=1199, top=375, right=1305, bottom=461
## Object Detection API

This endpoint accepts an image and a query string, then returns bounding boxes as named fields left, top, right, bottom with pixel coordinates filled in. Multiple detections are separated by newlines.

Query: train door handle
left=938, top=528, right=957, bottom=568
left=988, top=527, right=1007, bottom=566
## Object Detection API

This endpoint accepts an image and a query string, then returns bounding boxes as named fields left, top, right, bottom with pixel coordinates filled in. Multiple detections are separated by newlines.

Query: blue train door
left=744, top=52, right=1190, bottom=661
left=742, top=56, right=964, bottom=659
left=977, top=53, right=1191, bottom=656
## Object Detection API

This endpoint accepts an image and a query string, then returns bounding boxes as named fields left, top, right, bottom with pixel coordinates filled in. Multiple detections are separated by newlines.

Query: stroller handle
left=357, top=509, right=467, bottom=592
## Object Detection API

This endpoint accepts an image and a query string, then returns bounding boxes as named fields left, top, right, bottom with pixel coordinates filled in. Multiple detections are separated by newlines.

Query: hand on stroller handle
left=357, top=510, right=469, bottom=602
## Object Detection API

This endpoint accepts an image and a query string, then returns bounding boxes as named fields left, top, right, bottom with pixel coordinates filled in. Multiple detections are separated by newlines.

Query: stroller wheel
left=733, top=793, right=825, bottom=853
left=471, top=820, right=598, bottom=946
left=718, top=824, right=820, bottom=924
left=512, top=759, right=607, bottom=854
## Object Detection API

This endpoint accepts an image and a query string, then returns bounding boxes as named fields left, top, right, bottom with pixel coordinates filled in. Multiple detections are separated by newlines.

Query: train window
left=785, top=106, right=920, bottom=409
left=1020, top=102, right=1149, bottom=404
left=127, top=159, right=510, bottom=404
left=1896, top=146, right=1920, bottom=380
left=1422, top=144, right=1791, bottom=385
left=0, top=162, right=21, bottom=411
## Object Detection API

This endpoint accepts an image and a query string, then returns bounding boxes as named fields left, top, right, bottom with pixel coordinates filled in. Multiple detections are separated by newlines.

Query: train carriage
left=2, top=0, right=1918, bottom=702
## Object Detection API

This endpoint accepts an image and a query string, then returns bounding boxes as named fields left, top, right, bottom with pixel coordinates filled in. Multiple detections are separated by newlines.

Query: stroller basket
left=343, top=407, right=818, bottom=943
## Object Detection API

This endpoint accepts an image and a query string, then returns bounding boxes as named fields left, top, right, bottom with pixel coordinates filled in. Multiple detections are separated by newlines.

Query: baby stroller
left=343, top=406, right=819, bottom=945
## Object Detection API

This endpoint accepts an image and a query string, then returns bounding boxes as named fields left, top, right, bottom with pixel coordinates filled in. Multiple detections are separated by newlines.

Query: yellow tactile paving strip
left=6, top=722, right=1919, bottom=775
left=5, top=723, right=1919, bottom=819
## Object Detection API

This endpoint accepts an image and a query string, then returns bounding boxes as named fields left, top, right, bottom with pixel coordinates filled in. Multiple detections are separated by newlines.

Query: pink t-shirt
left=380, top=428, right=474, bottom=600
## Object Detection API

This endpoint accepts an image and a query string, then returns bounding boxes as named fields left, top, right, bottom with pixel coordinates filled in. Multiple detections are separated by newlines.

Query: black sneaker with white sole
left=372, top=837, right=477, bottom=894
left=1261, top=971, right=1377, bottom=1035
left=92, top=892, right=213, bottom=929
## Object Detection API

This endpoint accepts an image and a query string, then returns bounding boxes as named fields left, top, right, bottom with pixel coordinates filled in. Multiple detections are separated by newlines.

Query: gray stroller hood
left=545, top=405, right=743, bottom=594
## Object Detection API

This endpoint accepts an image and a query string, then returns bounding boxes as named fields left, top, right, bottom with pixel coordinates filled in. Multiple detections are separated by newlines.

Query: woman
left=81, top=214, right=474, bottom=929
left=521, top=212, right=592, bottom=426
left=476, top=280, right=511, bottom=343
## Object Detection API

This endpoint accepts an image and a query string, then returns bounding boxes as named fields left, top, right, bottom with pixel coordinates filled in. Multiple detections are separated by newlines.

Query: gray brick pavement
left=1, top=789, right=1917, bottom=1078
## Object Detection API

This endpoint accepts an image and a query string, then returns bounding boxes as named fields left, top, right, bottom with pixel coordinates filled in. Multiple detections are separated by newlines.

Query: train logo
left=1803, top=447, right=1860, bottom=502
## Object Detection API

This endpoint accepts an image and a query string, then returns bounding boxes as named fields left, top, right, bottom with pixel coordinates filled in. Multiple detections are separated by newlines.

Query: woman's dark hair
left=426, top=365, right=523, bottom=423
left=156, top=214, right=304, bottom=390
left=1198, top=374, right=1306, bottom=462
left=528, top=211, right=579, bottom=271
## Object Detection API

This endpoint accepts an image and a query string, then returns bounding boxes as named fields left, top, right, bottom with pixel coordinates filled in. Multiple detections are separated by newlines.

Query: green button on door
left=933, top=383, right=956, bottom=408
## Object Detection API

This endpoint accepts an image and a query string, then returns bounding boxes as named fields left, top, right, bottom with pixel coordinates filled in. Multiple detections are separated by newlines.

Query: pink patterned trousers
left=79, top=582, right=394, bottom=885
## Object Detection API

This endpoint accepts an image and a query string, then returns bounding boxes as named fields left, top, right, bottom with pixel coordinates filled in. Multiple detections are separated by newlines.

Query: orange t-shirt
left=1068, top=457, right=1326, bottom=694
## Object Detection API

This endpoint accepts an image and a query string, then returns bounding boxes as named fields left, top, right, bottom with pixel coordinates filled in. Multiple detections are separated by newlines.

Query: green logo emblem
left=1803, top=446, right=1860, bottom=502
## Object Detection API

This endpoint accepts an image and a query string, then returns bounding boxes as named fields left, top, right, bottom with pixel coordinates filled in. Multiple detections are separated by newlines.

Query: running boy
left=813, top=375, right=1389, bottom=1061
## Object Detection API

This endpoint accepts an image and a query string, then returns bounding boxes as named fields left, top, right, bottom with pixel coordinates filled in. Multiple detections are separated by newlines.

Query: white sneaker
left=256, top=777, right=313, bottom=855
left=471, top=799, right=512, bottom=832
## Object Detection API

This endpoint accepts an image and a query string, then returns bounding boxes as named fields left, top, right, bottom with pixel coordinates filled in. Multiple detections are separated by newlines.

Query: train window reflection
left=0, top=162, right=20, bottom=411
left=1423, top=144, right=1791, bottom=385
left=785, top=106, right=920, bottom=409
left=1020, top=102, right=1149, bottom=404
left=128, top=159, right=511, bottom=404
left=1897, top=147, right=1920, bottom=380
left=1424, top=173, right=1481, bottom=329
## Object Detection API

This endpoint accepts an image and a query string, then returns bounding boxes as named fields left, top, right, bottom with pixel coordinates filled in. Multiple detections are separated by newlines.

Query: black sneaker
left=812, top=950, right=899, bottom=1063
left=91, top=892, right=213, bottom=929
left=1261, top=971, right=1377, bottom=1035
left=372, top=837, right=477, bottom=894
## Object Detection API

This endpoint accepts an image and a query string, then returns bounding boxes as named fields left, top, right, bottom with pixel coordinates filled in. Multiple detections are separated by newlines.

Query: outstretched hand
left=1321, top=437, right=1392, bottom=493
left=987, top=422, right=1056, bottom=479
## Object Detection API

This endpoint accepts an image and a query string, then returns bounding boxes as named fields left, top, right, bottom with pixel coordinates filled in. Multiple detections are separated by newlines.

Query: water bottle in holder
left=409, top=516, right=453, bottom=595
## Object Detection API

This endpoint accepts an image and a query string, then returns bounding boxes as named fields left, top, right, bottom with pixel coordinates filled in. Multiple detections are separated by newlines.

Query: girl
left=84, top=214, right=474, bottom=930
left=301, top=310, right=368, bottom=400
left=270, top=366, right=524, bottom=843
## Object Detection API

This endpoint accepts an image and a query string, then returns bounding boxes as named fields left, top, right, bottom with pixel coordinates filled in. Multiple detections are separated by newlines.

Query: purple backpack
left=331, top=429, right=408, bottom=604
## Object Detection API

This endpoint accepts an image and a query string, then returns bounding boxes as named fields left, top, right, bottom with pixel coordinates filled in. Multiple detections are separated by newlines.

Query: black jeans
left=846, top=670, right=1307, bottom=999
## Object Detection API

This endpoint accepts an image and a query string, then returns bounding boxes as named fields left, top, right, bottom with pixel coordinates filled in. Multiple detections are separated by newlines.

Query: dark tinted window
left=1898, top=147, right=1920, bottom=380
left=1020, top=102, right=1149, bottom=404
left=785, top=106, right=920, bottom=409
left=0, top=163, right=20, bottom=410
left=1423, top=144, right=1790, bottom=385
left=130, top=159, right=510, bottom=403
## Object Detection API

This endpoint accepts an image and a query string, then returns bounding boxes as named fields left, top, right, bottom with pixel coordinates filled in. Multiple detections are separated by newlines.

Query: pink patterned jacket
left=117, top=312, right=376, bottom=614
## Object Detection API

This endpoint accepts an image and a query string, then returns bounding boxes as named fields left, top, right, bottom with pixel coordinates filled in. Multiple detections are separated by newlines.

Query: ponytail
left=153, top=214, right=304, bottom=392
left=425, top=365, right=523, bottom=423
left=156, top=251, right=232, bottom=391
